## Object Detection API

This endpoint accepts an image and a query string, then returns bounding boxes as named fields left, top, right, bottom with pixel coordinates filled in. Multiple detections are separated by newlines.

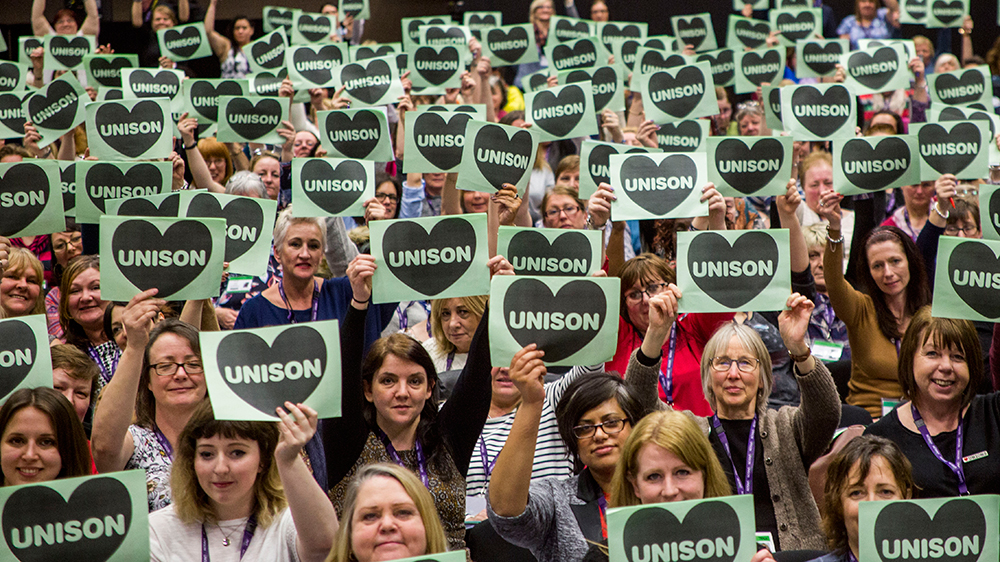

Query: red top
left=606, top=313, right=734, bottom=417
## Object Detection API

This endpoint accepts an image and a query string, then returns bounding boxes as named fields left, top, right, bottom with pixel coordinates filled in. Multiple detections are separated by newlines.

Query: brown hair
left=854, top=0, right=882, bottom=20
left=1, top=248, right=45, bottom=316
left=897, top=306, right=983, bottom=410
left=555, top=155, right=580, bottom=181
left=249, top=150, right=281, bottom=173
left=135, top=319, right=207, bottom=429
left=0, top=387, right=92, bottom=484
left=50, top=344, right=98, bottom=410
left=196, top=137, right=234, bottom=186
left=946, top=198, right=980, bottom=233
left=429, top=295, right=487, bottom=355
left=58, top=255, right=103, bottom=349
left=854, top=226, right=930, bottom=341
left=540, top=184, right=584, bottom=218
left=798, top=151, right=832, bottom=185
left=864, top=123, right=897, bottom=137
left=619, top=254, right=677, bottom=330
left=0, top=145, right=33, bottom=161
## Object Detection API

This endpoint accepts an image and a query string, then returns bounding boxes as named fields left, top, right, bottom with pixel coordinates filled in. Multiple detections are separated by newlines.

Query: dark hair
left=103, top=301, right=125, bottom=343
left=52, top=8, right=81, bottom=28
left=228, top=14, right=255, bottom=48
left=374, top=171, right=402, bottom=219
left=947, top=198, right=980, bottom=232
left=897, top=306, right=983, bottom=410
left=50, top=344, right=99, bottom=413
left=361, top=334, right=451, bottom=479
left=500, top=111, right=525, bottom=126
left=58, top=255, right=103, bottom=349
left=136, top=319, right=207, bottom=429
left=822, top=435, right=914, bottom=554
left=618, top=253, right=677, bottom=332
left=0, top=387, right=92, bottom=484
left=854, top=226, right=930, bottom=341
left=555, top=373, right=646, bottom=457
left=867, top=110, right=904, bottom=134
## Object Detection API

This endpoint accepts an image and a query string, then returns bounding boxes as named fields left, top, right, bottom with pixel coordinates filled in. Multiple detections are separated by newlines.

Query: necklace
left=217, top=518, right=248, bottom=547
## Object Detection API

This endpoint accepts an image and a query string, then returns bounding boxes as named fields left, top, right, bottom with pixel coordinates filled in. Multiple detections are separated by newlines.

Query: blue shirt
left=837, top=7, right=893, bottom=49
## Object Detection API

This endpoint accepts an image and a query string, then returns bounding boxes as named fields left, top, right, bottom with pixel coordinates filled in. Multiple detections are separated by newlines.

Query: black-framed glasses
left=544, top=205, right=582, bottom=219
left=52, top=234, right=83, bottom=252
left=572, top=418, right=628, bottom=439
left=944, top=224, right=979, bottom=236
left=151, top=361, right=204, bottom=376
left=624, top=282, right=669, bottom=304
left=711, top=357, right=759, bottom=373
left=375, top=192, right=399, bottom=203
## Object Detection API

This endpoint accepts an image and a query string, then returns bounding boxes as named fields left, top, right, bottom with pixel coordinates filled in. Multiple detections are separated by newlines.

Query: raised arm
left=690, top=183, right=727, bottom=231
left=204, top=0, right=232, bottom=61
left=776, top=179, right=809, bottom=274
left=178, top=0, right=190, bottom=23
left=177, top=113, right=225, bottom=193
left=818, top=190, right=863, bottom=325
left=131, top=0, right=143, bottom=28
left=80, top=0, right=99, bottom=36
left=32, top=0, right=52, bottom=37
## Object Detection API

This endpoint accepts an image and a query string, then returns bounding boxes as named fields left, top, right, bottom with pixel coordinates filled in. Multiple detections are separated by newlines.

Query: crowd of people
left=2, top=0, right=1000, bottom=561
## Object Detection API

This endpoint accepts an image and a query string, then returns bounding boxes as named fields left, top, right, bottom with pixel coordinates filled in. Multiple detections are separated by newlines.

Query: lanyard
left=445, top=350, right=455, bottom=371
left=597, top=494, right=608, bottom=540
left=152, top=425, right=173, bottom=460
left=88, top=345, right=117, bottom=385
left=711, top=415, right=757, bottom=495
left=201, top=514, right=257, bottom=561
left=911, top=404, right=968, bottom=496
left=848, top=552, right=859, bottom=562
left=656, top=318, right=683, bottom=405
left=893, top=338, right=901, bottom=357
left=376, top=428, right=430, bottom=488
left=478, top=435, right=498, bottom=482
left=278, top=279, right=319, bottom=323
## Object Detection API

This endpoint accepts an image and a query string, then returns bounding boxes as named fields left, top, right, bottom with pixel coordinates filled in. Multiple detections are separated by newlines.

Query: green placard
left=608, top=495, right=757, bottom=562
left=318, top=107, right=393, bottom=161
left=482, top=24, right=539, bottom=67
left=0, top=470, right=149, bottom=561
left=609, top=151, right=709, bottom=220
left=388, top=553, right=466, bottom=562
left=419, top=24, right=472, bottom=49
left=291, top=157, right=374, bottom=218
left=696, top=48, right=736, bottom=89
left=524, top=81, right=598, bottom=142
left=415, top=103, right=487, bottom=120
left=929, top=66, right=992, bottom=108
left=403, top=110, right=476, bottom=173
left=489, top=275, right=620, bottom=367
left=912, top=121, right=990, bottom=181
left=85, top=98, right=173, bottom=161
left=932, top=237, right=1000, bottom=322
left=339, top=0, right=370, bottom=20
left=22, top=73, right=87, bottom=148
left=900, top=0, right=929, bottom=24
left=769, top=8, right=822, bottom=47
left=465, top=11, right=502, bottom=36
left=979, top=184, right=1000, bottom=241
left=0, top=31, right=6, bottom=54
left=183, top=79, right=249, bottom=123
left=677, top=229, right=791, bottom=313
left=671, top=13, right=716, bottom=52
left=763, top=86, right=784, bottom=131
left=708, top=135, right=793, bottom=198
left=0, top=314, right=54, bottom=403
left=833, top=134, right=920, bottom=195
left=458, top=119, right=540, bottom=194
left=521, top=68, right=552, bottom=93
left=121, top=68, right=185, bottom=113
left=262, top=6, right=301, bottom=34
left=351, top=43, right=401, bottom=62
left=859, top=495, right=999, bottom=561
left=727, top=16, right=771, bottom=51
left=370, top=213, right=490, bottom=304
left=927, top=0, right=969, bottom=28
left=795, top=38, right=848, bottom=79
left=105, top=191, right=184, bottom=218
left=82, top=54, right=138, bottom=89
left=200, top=320, right=342, bottom=421
left=557, top=64, right=625, bottom=113
left=401, top=16, right=452, bottom=49
left=780, top=82, right=857, bottom=141
left=18, top=37, right=43, bottom=66
left=597, top=21, right=648, bottom=53
left=0, top=62, right=30, bottom=92
left=331, top=55, right=404, bottom=108
left=291, top=11, right=336, bottom=45
left=734, top=47, right=785, bottom=94
left=247, top=69, right=289, bottom=97
left=246, top=29, right=288, bottom=74
left=549, top=15, right=595, bottom=44
left=43, top=34, right=95, bottom=71
left=178, top=192, right=278, bottom=277
left=287, top=43, right=349, bottom=89
left=217, top=95, right=289, bottom=144
left=641, top=61, right=719, bottom=124
left=614, top=37, right=681, bottom=73
left=545, top=37, right=610, bottom=73
left=74, top=160, right=171, bottom=224
left=157, top=22, right=212, bottom=62
left=99, top=215, right=227, bottom=301
left=408, top=43, right=464, bottom=91
left=0, top=91, right=32, bottom=139
left=0, top=160, right=65, bottom=238
left=656, top=119, right=710, bottom=153
left=630, top=47, right=693, bottom=92
left=58, top=160, right=76, bottom=218
left=497, top=226, right=603, bottom=277
left=857, top=38, right=915, bottom=61
left=579, top=140, right=660, bottom=198
left=839, top=43, right=912, bottom=97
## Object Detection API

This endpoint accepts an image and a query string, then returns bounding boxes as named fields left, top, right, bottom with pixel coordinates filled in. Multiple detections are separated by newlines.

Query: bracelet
left=182, top=141, right=197, bottom=150
left=933, top=204, right=950, bottom=220
left=958, top=28, right=969, bottom=35
left=788, top=348, right=812, bottom=363
left=585, top=213, right=606, bottom=231
left=352, top=296, right=371, bottom=305
left=827, top=233, right=844, bottom=245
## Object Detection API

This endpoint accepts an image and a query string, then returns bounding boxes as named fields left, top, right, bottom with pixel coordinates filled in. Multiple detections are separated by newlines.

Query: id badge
left=881, top=397, right=902, bottom=418
left=226, top=275, right=253, bottom=294
left=810, top=340, right=844, bottom=362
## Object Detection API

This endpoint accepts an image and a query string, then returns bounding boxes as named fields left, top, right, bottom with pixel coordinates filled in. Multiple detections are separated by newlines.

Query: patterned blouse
left=125, top=425, right=173, bottom=512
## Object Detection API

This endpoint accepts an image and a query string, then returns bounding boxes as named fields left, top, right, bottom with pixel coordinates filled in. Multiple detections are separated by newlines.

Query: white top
left=422, top=337, right=468, bottom=373
left=149, top=505, right=300, bottom=562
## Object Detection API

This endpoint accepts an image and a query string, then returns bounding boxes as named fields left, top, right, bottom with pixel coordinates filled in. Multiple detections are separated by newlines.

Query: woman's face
left=945, top=213, right=981, bottom=238
left=936, top=57, right=959, bottom=74
left=253, top=157, right=281, bottom=200
left=842, top=456, right=904, bottom=552
left=533, top=1, right=554, bottom=24
left=151, top=8, right=175, bottom=31
left=277, top=223, right=324, bottom=281
left=738, top=114, right=762, bottom=137
left=491, top=367, right=521, bottom=405
left=590, top=1, right=609, bottom=22
left=54, top=13, right=78, bottom=35
left=869, top=113, right=898, bottom=133
left=351, top=475, right=428, bottom=562
left=462, top=191, right=490, bottom=214
left=0, top=266, right=41, bottom=317
left=912, top=332, right=970, bottom=408
left=146, top=333, right=207, bottom=412
left=233, top=18, right=255, bottom=45
left=575, top=398, right=632, bottom=477
left=710, top=336, right=761, bottom=417
left=630, top=443, right=705, bottom=504
left=866, top=240, right=910, bottom=298
left=365, top=355, right=433, bottom=431
left=51, top=231, right=83, bottom=268
left=206, top=156, right=228, bottom=184
left=439, top=298, right=478, bottom=354
left=624, top=275, right=667, bottom=334
left=491, top=84, right=504, bottom=111
left=901, top=182, right=934, bottom=210
left=857, top=0, right=878, bottom=19
left=194, top=435, right=262, bottom=518
left=808, top=245, right=826, bottom=293
left=110, top=305, right=128, bottom=349
left=803, top=162, right=834, bottom=213
left=556, top=168, right=580, bottom=189
left=67, top=267, right=106, bottom=331
left=53, top=368, right=92, bottom=423
left=293, top=132, right=318, bottom=158
left=543, top=194, right=585, bottom=229
left=1, top=406, right=62, bottom=486
left=375, top=181, right=399, bottom=219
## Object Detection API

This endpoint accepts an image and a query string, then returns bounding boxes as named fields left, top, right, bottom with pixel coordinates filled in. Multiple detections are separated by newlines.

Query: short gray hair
left=700, top=321, right=773, bottom=417
left=225, top=171, right=268, bottom=199
left=272, top=207, right=327, bottom=254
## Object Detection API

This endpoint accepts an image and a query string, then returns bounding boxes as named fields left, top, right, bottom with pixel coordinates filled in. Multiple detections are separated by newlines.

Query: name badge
left=226, top=275, right=253, bottom=294
left=810, top=340, right=844, bottom=362
left=755, top=532, right=775, bottom=552
left=963, top=451, right=989, bottom=463
left=882, top=397, right=902, bottom=418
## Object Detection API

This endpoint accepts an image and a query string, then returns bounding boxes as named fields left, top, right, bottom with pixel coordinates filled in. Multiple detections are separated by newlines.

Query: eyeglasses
left=544, top=205, right=582, bottom=219
left=572, top=418, right=628, bottom=439
left=711, top=356, right=760, bottom=373
left=624, top=282, right=669, bottom=304
left=52, top=235, right=82, bottom=252
left=375, top=192, right=399, bottom=203
left=944, top=225, right=979, bottom=236
left=151, top=361, right=204, bottom=376
left=736, top=100, right=760, bottom=112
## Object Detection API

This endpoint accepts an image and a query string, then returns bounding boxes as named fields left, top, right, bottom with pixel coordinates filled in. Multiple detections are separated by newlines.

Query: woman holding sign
left=58, top=256, right=121, bottom=392
left=203, top=0, right=253, bottom=79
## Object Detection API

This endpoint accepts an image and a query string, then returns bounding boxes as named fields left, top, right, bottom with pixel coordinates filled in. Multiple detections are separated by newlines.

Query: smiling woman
left=58, top=255, right=121, bottom=392
left=0, top=387, right=91, bottom=487
left=0, top=248, right=44, bottom=318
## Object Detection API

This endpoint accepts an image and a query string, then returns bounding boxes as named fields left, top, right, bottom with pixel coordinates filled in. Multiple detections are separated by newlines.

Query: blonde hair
left=430, top=295, right=487, bottom=355
left=197, top=137, right=234, bottom=186
left=798, top=151, right=832, bottom=185
left=700, top=322, right=774, bottom=418
left=1, top=247, right=45, bottom=316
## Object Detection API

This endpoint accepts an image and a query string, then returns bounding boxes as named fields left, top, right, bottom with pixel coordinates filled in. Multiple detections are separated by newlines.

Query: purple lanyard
left=376, top=428, right=430, bottom=488
left=152, top=425, right=173, bottom=460
left=478, top=435, right=497, bottom=479
left=911, top=404, right=968, bottom=496
left=656, top=320, right=682, bottom=405
left=445, top=351, right=456, bottom=371
left=396, top=301, right=431, bottom=332
left=88, top=345, right=117, bottom=385
left=200, top=514, right=257, bottom=561
left=893, top=338, right=901, bottom=357
left=711, top=414, right=757, bottom=495
left=278, top=279, right=319, bottom=323
left=848, top=552, right=859, bottom=562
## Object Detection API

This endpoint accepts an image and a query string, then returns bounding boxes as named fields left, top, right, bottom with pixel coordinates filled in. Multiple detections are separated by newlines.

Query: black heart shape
left=217, top=326, right=327, bottom=416
left=656, top=120, right=704, bottom=152
left=116, top=193, right=180, bottom=217
left=425, top=27, right=466, bottom=46
left=355, top=45, right=396, bottom=60
left=190, top=80, right=243, bottom=122
left=935, top=70, right=986, bottom=106
left=714, top=138, right=784, bottom=195
left=622, top=501, right=741, bottom=562
left=340, top=59, right=392, bottom=105
left=112, top=219, right=214, bottom=296
left=487, top=27, right=530, bottom=64
left=989, top=189, right=1000, bottom=239
left=27, top=80, right=80, bottom=131
left=0, top=92, right=29, bottom=137
left=566, top=66, right=617, bottom=112
left=768, top=88, right=783, bottom=124
left=266, top=8, right=296, bottom=33
left=741, top=49, right=782, bottom=86
left=776, top=11, right=816, bottom=41
left=85, top=163, right=166, bottom=213
left=601, top=24, right=641, bottom=51
left=801, top=42, right=843, bottom=76
left=21, top=38, right=42, bottom=62
left=789, top=85, right=852, bottom=137
left=250, top=32, right=286, bottom=69
left=639, top=50, right=688, bottom=76
left=618, top=40, right=640, bottom=70
left=341, top=0, right=365, bottom=18
left=841, top=137, right=911, bottom=191
left=102, top=89, right=124, bottom=100
left=551, top=40, right=598, bottom=71
left=531, top=84, right=586, bottom=138
left=906, top=0, right=928, bottom=18
left=127, top=69, right=180, bottom=99
left=324, top=110, right=382, bottom=159
left=413, top=112, right=471, bottom=170
left=0, top=319, right=38, bottom=399
left=847, top=47, right=900, bottom=91
left=0, top=163, right=51, bottom=236
left=408, top=18, right=447, bottom=42
left=94, top=101, right=165, bottom=158
left=89, top=57, right=133, bottom=88
left=250, top=68, right=288, bottom=96
left=2, top=476, right=132, bottom=562
left=414, top=46, right=460, bottom=86
left=163, top=26, right=202, bottom=58
left=186, top=194, right=265, bottom=262
left=473, top=125, right=535, bottom=190
left=621, top=154, right=699, bottom=215
left=382, top=218, right=477, bottom=295
left=507, top=230, right=593, bottom=277
left=293, top=45, right=345, bottom=85
left=297, top=14, right=333, bottom=43
left=468, top=15, right=497, bottom=26
left=299, top=159, right=368, bottom=214
left=59, top=162, right=76, bottom=213
left=873, top=499, right=986, bottom=562
left=554, top=19, right=591, bottom=42
left=688, top=231, right=779, bottom=308
left=931, top=0, right=963, bottom=26
left=697, top=49, right=735, bottom=86
left=528, top=72, right=550, bottom=91
left=734, top=20, right=769, bottom=49
left=503, top=278, right=605, bottom=362
left=676, top=18, right=708, bottom=50
left=648, top=66, right=707, bottom=119
left=0, top=63, right=22, bottom=93
left=48, top=36, right=90, bottom=68
left=587, top=144, right=625, bottom=186
left=224, top=98, right=282, bottom=140
left=917, top=123, right=981, bottom=176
